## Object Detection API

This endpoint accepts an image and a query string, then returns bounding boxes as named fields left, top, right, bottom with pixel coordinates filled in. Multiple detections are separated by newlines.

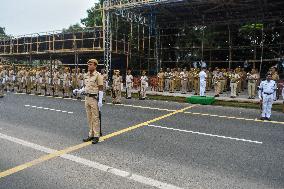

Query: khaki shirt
left=84, top=71, right=103, bottom=94
left=272, top=73, right=279, bottom=81
left=112, top=75, right=122, bottom=90
left=157, top=72, right=164, bottom=80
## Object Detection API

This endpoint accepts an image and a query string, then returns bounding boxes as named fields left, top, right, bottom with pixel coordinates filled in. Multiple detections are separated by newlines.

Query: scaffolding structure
left=0, top=0, right=284, bottom=75
left=0, top=27, right=103, bottom=57
left=101, top=0, right=284, bottom=75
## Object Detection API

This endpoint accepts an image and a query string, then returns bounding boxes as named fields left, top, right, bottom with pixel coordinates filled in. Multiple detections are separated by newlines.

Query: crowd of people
left=0, top=64, right=282, bottom=100
left=0, top=63, right=283, bottom=121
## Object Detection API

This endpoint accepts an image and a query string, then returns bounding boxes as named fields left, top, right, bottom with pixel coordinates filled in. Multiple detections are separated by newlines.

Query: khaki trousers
left=85, top=97, right=100, bottom=137
left=214, top=82, right=221, bottom=95
left=193, top=79, right=199, bottom=95
left=230, top=83, right=237, bottom=97
left=181, top=80, right=188, bottom=94
left=158, top=79, right=164, bottom=92
left=187, top=79, right=193, bottom=92
left=248, top=82, right=256, bottom=98
left=113, top=89, right=121, bottom=103
left=169, top=79, right=175, bottom=93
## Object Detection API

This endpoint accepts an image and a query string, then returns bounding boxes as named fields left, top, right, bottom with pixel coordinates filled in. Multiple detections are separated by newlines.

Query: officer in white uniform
left=258, top=73, right=277, bottom=121
left=125, top=69, right=133, bottom=99
left=199, top=67, right=207, bottom=97
left=140, top=71, right=148, bottom=100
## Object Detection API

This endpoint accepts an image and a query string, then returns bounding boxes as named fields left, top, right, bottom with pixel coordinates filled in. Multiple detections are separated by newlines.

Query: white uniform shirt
left=258, top=80, right=276, bottom=99
left=199, top=70, right=207, bottom=81
left=126, top=74, right=133, bottom=84
left=141, top=76, right=148, bottom=86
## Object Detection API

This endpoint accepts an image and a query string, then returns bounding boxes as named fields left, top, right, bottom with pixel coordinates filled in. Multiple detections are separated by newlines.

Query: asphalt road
left=0, top=93, right=283, bottom=189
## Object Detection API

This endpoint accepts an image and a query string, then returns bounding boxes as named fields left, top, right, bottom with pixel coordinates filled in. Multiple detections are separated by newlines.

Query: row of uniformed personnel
left=0, top=65, right=86, bottom=98
left=156, top=67, right=280, bottom=99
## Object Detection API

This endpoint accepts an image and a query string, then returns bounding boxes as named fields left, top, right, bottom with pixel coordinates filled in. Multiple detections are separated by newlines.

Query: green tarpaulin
left=186, top=96, right=215, bottom=105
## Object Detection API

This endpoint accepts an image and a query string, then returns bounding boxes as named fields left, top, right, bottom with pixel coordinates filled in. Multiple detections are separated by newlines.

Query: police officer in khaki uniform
left=193, top=68, right=200, bottom=95
left=53, top=68, right=61, bottom=97
left=63, top=67, right=71, bottom=98
left=73, top=59, right=103, bottom=144
left=157, top=68, right=164, bottom=92
left=175, top=68, right=181, bottom=91
left=230, top=70, right=240, bottom=98
left=180, top=68, right=188, bottom=94
left=247, top=68, right=258, bottom=99
left=0, top=65, right=4, bottom=98
left=112, top=70, right=122, bottom=104
left=187, top=68, right=194, bottom=92
left=169, top=68, right=175, bottom=93
left=164, top=68, right=170, bottom=91
left=213, top=68, right=222, bottom=97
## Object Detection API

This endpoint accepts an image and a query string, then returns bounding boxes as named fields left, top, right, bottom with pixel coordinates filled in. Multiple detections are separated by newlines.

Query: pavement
left=0, top=93, right=284, bottom=189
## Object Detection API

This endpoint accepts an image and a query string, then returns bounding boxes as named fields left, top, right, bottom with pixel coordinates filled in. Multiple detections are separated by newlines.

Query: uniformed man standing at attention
left=258, top=73, right=277, bottom=121
left=140, top=70, right=148, bottom=100
left=112, top=70, right=122, bottom=104
left=125, top=69, right=133, bottom=99
left=157, top=68, right=164, bottom=92
left=73, top=59, right=103, bottom=144
left=0, top=65, right=5, bottom=98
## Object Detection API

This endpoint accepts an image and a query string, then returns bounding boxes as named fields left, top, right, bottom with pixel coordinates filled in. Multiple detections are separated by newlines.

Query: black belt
left=85, top=93, right=98, bottom=98
left=264, top=92, right=273, bottom=95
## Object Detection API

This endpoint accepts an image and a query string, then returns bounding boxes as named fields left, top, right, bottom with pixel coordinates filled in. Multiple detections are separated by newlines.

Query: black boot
left=83, top=136, right=94, bottom=142
left=92, top=137, right=100, bottom=144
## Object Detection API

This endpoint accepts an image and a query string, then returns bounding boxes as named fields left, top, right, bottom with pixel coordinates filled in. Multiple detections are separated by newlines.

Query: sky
left=0, top=0, right=97, bottom=36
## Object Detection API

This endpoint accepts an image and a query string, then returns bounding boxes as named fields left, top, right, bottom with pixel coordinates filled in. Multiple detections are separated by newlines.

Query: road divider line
left=0, top=133, right=182, bottom=189
left=18, top=93, right=284, bottom=125
left=24, top=105, right=73, bottom=115
left=0, top=105, right=196, bottom=180
left=148, top=124, right=263, bottom=144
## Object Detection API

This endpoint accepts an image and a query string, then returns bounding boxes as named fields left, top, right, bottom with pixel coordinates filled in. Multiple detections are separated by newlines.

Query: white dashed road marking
left=148, top=124, right=263, bottom=144
left=0, top=133, right=182, bottom=189
left=24, top=105, right=73, bottom=114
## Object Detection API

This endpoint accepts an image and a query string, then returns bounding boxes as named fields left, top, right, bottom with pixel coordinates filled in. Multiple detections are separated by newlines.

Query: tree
left=62, top=23, right=83, bottom=33
left=0, top=27, right=7, bottom=39
left=80, top=1, right=103, bottom=27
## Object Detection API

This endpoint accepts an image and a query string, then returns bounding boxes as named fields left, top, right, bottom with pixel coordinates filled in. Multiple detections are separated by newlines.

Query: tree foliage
left=0, top=27, right=6, bottom=39
left=80, top=0, right=103, bottom=27
left=62, top=23, right=83, bottom=33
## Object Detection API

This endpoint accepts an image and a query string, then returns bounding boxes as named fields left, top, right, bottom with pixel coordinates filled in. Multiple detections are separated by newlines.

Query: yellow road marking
left=0, top=105, right=196, bottom=179
left=184, top=111, right=284, bottom=125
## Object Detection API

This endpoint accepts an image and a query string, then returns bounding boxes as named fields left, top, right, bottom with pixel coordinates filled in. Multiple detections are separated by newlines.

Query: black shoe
left=0, top=96, right=4, bottom=98
left=92, top=137, right=99, bottom=144
left=265, top=117, right=271, bottom=121
left=260, top=117, right=265, bottom=120
left=83, top=136, right=94, bottom=142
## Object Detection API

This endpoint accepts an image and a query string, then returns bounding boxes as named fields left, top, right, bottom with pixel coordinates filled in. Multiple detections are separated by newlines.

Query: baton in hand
left=99, top=107, right=102, bottom=137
